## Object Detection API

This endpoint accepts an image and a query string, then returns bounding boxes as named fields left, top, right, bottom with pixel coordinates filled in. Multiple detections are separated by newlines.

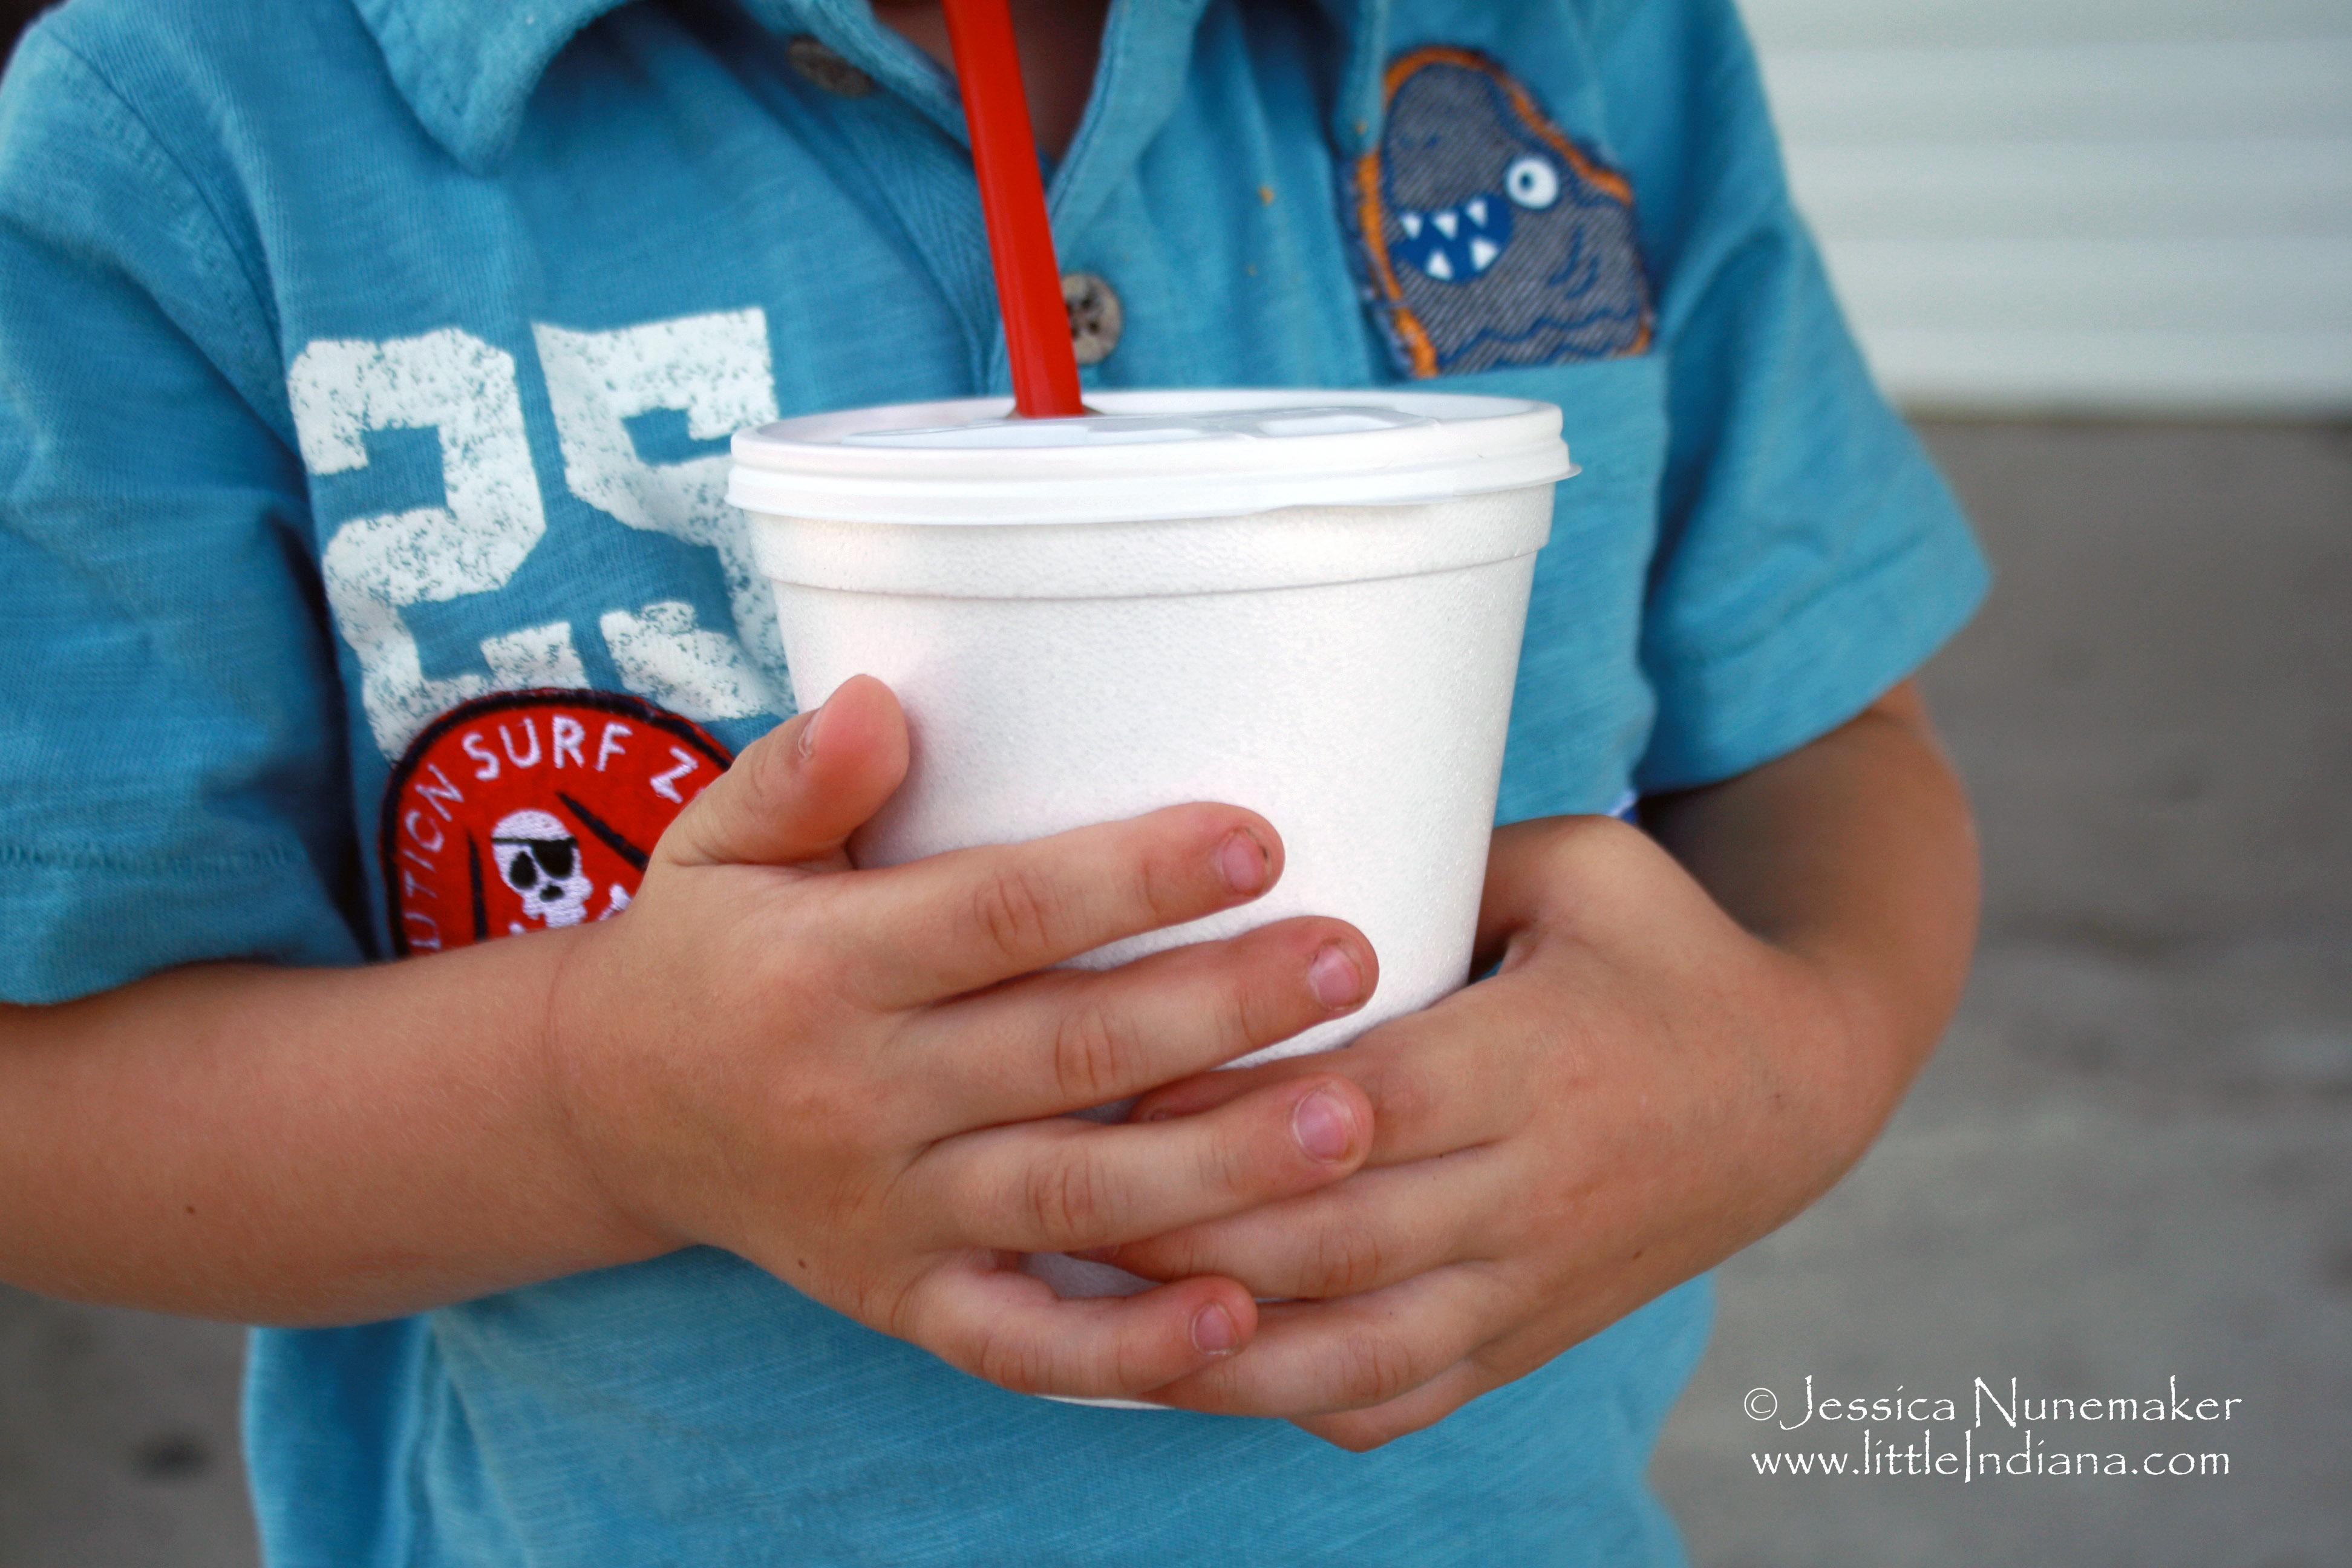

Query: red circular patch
left=381, top=690, right=734, bottom=957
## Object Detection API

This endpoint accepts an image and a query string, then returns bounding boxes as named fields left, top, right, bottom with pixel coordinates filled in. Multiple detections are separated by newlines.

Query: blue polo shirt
left=0, top=0, right=1987, bottom=1561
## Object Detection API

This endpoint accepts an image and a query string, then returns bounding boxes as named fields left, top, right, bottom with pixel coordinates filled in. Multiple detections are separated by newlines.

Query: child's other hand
left=544, top=676, right=1377, bottom=1404
left=1093, top=814, right=1891, bottom=1443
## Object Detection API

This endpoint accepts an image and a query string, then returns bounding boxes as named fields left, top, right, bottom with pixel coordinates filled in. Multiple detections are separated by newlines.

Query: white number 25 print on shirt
left=287, top=307, right=785, bottom=759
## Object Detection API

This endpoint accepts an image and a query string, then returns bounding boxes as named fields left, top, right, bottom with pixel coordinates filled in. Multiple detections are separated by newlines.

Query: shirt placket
left=737, top=0, right=1218, bottom=396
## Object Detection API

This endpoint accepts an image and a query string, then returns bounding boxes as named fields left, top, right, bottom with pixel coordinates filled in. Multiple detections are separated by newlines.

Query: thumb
left=656, top=674, right=909, bottom=869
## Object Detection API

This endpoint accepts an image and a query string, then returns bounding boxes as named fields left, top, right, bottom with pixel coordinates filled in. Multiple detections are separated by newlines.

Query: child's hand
left=1089, top=688, right=1976, bottom=1443
left=544, top=676, right=1379, bottom=1404
left=1082, top=817, right=1865, bottom=1436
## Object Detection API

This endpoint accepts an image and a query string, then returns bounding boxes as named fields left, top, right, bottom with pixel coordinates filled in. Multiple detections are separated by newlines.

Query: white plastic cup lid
left=727, top=388, right=1574, bottom=525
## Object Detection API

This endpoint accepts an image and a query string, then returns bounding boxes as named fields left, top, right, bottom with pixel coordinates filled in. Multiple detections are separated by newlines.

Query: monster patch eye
left=1505, top=154, right=1560, bottom=211
left=534, top=841, right=576, bottom=881
left=507, top=852, right=540, bottom=890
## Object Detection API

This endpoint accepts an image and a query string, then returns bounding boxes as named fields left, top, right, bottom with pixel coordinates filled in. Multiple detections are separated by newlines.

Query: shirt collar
left=351, top=0, right=634, bottom=170
left=356, top=0, right=1394, bottom=174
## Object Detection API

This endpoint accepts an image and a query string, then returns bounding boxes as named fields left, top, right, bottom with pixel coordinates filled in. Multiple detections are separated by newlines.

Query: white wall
left=1743, top=0, right=2352, bottom=415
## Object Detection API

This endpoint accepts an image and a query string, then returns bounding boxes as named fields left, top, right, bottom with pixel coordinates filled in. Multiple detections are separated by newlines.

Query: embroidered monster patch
left=381, top=690, right=733, bottom=957
left=1353, top=47, right=1653, bottom=377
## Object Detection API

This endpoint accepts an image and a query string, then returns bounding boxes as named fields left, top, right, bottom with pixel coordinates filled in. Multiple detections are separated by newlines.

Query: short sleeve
left=1592, top=0, right=1991, bottom=793
left=0, top=25, right=363, bottom=1003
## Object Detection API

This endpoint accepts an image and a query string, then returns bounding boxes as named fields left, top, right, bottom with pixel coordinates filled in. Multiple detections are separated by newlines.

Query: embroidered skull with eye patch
left=491, top=809, right=595, bottom=929
left=1357, top=49, right=1653, bottom=377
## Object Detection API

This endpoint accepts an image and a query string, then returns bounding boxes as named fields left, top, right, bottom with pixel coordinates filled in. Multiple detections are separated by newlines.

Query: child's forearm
left=0, top=936, right=668, bottom=1325
left=1642, top=678, right=1981, bottom=1138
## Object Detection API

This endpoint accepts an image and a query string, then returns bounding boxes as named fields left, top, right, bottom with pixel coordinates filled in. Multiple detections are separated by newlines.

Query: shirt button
left=1062, top=271, right=1123, bottom=366
left=787, top=36, right=874, bottom=97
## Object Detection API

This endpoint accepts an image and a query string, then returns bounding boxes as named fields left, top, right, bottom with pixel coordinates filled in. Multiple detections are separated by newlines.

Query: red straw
left=940, top=0, right=1088, bottom=418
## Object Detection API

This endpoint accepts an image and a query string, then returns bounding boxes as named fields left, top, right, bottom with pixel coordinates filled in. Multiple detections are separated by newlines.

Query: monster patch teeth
left=1393, top=195, right=1514, bottom=285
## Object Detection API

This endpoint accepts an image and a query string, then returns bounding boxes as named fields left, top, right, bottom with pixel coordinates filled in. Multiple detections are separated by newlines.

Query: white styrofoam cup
left=728, top=388, right=1573, bottom=1317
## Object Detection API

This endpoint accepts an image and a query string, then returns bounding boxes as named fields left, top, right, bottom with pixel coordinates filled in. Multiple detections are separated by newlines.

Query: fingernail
left=796, top=694, right=832, bottom=759
left=1307, top=944, right=1365, bottom=1010
left=1191, top=1302, right=1241, bottom=1356
left=1217, top=830, right=1270, bottom=895
left=1292, top=1088, right=1354, bottom=1163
